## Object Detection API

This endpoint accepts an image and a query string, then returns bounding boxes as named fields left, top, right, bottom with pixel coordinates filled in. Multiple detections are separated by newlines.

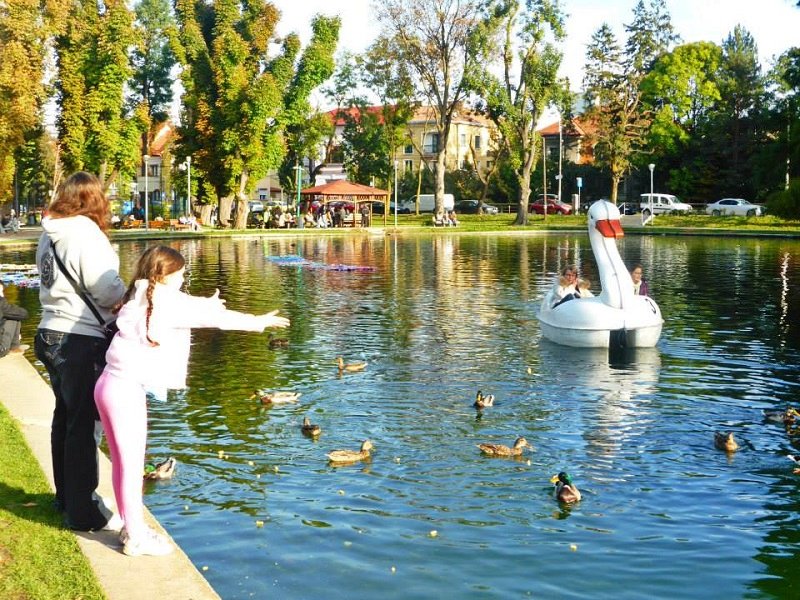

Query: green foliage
left=341, top=103, right=390, bottom=185
left=131, top=0, right=177, bottom=122
left=173, top=1, right=339, bottom=227
left=467, top=0, right=565, bottom=224
left=56, top=0, right=143, bottom=187
left=766, top=178, right=800, bottom=218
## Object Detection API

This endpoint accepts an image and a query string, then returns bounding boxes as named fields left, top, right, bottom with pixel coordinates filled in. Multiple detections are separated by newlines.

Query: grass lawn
left=0, top=403, right=105, bottom=600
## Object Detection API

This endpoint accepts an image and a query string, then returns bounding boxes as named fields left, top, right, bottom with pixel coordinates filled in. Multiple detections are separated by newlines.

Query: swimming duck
left=144, top=457, right=177, bottom=480
left=473, top=390, right=495, bottom=409
left=763, top=407, right=800, bottom=425
left=477, top=436, right=531, bottom=457
left=327, top=440, right=373, bottom=464
left=714, top=431, right=739, bottom=452
left=336, top=356, right=368, bottom=373
left=551, top=472, right=581, bottom=503
left=269, top=337, right=289, bottom=349
left=788, top=455, right=800, bottom=474
left=251, top=390, right=301, bottom=404
left=301, top=416, right=321, bottom=437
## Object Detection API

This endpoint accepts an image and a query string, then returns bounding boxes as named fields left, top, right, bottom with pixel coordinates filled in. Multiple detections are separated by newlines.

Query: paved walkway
left=0, top=351, right=220, bottom=599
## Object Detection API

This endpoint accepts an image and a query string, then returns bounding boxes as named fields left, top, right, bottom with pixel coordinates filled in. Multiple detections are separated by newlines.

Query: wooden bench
left=342, top=213, right=363, bottom=227
left=121, top=219, right=143, bottom=229
left=148, top=220, right=167, bottom=229
left=169, top=219, right=191, bottom=231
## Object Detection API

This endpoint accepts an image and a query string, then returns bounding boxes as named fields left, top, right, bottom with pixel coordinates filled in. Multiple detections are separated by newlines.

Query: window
left=474, top=134, right=482, bottom=149
left=423, top=133, right=439, bottom=154
left=486, top=160, right=494, bottom=170
left=404, top=144, right=413, bottom=154
left=460, top=133, right=466, bottom=145
left=458, top=158, right=466, bottom=169
left=404, top=159, right=413, bottom=173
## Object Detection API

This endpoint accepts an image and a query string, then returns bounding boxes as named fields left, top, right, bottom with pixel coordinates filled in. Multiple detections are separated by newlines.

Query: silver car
left=705, top=198, right=763, bottom=217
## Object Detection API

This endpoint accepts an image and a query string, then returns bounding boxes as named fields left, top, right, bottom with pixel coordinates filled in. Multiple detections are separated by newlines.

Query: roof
left=537, top=117, right=593, bottom=138
left=148, top=121, right=175, bottom=156
left=299, top=179, right=389, bottom=199
left=326, top=104, right=493, bottom=129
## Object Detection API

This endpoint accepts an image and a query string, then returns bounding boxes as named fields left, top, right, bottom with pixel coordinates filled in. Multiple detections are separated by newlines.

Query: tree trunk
left=435, top=149, right=446, bottom=215
left=610, top=176, right=620, bottom=203
left=514, top=141, right=536, bottom=226
left=218, top=195, right=234, bottom=228
left=233, top=171, right=249, bottom=229
left=199, top=204, right=213, bottom=225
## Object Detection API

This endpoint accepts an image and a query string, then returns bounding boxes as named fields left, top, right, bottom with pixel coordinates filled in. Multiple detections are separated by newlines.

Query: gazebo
left=299, top=179, right=389, bottom=227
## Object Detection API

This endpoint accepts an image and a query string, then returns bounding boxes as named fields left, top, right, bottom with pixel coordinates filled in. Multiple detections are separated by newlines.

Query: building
left=325, top=104, right=499, bottom=179
left=136, top=122, right=175, bottom=218
left=537, top=117, right=595, bottom=165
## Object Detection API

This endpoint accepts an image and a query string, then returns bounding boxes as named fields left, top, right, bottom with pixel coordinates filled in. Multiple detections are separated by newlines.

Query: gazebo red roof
left=300, top=179, right=389, bottom=199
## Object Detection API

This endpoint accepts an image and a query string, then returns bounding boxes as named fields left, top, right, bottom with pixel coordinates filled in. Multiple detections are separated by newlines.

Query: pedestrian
left=94, top=245, right=290, bottom=556
left=0, top=283, right=29, bottom=357
left=35, top=171, right=127, bottom=531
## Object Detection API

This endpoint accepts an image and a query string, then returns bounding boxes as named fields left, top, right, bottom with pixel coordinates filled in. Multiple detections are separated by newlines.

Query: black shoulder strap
left=49, top=240, right=108, bottom=327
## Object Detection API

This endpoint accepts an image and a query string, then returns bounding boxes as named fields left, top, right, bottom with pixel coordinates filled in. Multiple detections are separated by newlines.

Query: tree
left=131, top=0, right=176, bottom=123
left=640, top=42, right=722, bottom=197
left=56, top=0, right=144, bottom=189
left=173, top=1, right=339, bottom=228
left=0, top=0, right=68, bottom=200
left=582, top=0, right=678, bottom=201
left=377, top=0, right=485, bottom=216
left=468, top=0, right=565, bottom=225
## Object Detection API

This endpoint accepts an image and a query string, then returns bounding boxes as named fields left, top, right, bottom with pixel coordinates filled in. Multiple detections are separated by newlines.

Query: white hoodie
left=103, top=280, right=267, bottom=398
left=36, top=215, right=126, bottom=337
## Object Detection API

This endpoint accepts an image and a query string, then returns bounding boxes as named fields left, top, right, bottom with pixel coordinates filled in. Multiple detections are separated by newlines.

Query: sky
left=271, top=0, right=800, bottom=107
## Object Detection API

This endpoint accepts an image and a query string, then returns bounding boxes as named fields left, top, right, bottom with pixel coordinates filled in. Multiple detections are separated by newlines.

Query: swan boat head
left=537, top=200, right=663, bottom=348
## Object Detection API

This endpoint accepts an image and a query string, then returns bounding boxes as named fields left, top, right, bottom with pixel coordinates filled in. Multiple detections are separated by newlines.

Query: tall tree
left=0, top=0, right=68, bottom=200
left=173, top=1, right=339, bottom=228
left=131, top=0, right=176, bottom=123
left=582, top=0, right=677, bottom=201
left=56, top=0, right=144, bottom=189
left=377, top=0, right=485, bottom=216
left=468, top=0, right=565, bottom=225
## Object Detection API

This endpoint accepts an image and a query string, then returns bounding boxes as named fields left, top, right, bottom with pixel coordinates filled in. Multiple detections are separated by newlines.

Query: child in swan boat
left=551, top=264, right=594, bottom=308
left=94, top=245, right=289, bottom=556
left=631, top=263, right=649, bottom=296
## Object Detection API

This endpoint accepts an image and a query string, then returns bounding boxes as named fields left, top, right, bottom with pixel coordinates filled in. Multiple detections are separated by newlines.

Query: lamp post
left=648, top=163, right=655, bottom=223
left=185, top=156, right=191, bottom=217
left=557, top=111, right=563, bottom=204
left=394, top=160, right=398, bottom=229
left=294, top=163, right=302, bottom=228
left=143, top=154, right=150, bottom=230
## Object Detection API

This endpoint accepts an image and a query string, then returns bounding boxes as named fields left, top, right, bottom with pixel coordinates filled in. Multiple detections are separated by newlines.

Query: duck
left=473, top=390, right=495, bottom=410
left=301, top=416, right=321, bottom=437
left=144, top=457, right=177, bottom=480
left=326, top=440, right=373, bottom=464
left=477, top=436, right=532, bottom=457
left=763, top=407, right=800, bottom=425
left=251, top=390, right=301, bottom=405
left=788, top=454, right=800, bottom=474
left=336, top=356, right=368, bottom=373
left=268, top=337, right=289, bottom=349
left=551, top=472, right=581, bottom=503
left=714, top=431, right=739, bottom=452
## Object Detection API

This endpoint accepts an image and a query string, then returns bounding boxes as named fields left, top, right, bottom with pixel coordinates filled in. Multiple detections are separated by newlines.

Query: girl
left=94, top=245, right=289, bottom=556
left=550, top=264, right=594, bottom=308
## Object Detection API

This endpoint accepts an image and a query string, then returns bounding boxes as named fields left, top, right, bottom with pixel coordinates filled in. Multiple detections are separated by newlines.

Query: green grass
left=0, top=403, right=106, bottom=600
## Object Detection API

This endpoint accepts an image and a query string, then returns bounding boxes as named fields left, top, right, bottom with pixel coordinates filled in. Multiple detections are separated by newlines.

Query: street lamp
left=648, top=163, right=655, bottom=223
left=394, top=160, right=398, bottom=229
left=143, top=154, right=150, bottom=230
left=185, top=156, right=191, bottom=217
left=294, top=163, right=303, bottom=228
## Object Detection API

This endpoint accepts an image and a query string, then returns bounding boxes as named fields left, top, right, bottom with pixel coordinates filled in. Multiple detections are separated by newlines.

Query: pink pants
left=94, top=371, right=149, bottom=539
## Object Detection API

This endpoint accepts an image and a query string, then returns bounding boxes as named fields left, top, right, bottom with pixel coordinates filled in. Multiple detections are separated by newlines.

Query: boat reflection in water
left=538, top=341, right=661, bottom=476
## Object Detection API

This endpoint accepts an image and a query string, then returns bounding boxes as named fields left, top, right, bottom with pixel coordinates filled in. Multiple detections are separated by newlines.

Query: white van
left=640, top=193, right=692, bottom=216
left=402, top=193, right=455, bottom=213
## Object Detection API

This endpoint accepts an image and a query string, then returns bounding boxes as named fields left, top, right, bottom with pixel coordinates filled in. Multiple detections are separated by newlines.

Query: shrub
left=766, top=178, right=800, bottom=218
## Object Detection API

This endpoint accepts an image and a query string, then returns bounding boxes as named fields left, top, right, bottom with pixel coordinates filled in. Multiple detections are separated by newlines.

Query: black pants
left=34, top=329, right=111, bottom=530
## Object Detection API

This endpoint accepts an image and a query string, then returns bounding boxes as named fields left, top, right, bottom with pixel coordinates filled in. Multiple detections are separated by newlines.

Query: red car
left=529, top=195, right=573, bottom=215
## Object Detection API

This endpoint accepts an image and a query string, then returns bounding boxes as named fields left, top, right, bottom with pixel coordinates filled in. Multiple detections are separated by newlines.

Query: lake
left=5, top=231, right=800, bottom=599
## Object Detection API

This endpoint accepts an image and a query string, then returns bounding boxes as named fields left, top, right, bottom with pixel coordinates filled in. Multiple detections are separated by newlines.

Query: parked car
left=454, top=199, right=499, bottom=214
left=640, top=193, right=692, bottom=216
left=372, top=201, right=410, bottom=215
left=530, top=195, right=573, bottom=215
left=617, top=202, right=639, bottom=215
left=248, top=200, right=264, bottom=213
left=400, top=193, right=455, bottom=213
left=705, top=198, right=764, bottom=217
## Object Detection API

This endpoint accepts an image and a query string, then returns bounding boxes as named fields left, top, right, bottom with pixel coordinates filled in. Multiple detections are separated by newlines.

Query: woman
left=550, top=264, right=594, bottom=308
left=35, top=171, right=127, bottom=531
left=631, top=263, right=649, bottom=296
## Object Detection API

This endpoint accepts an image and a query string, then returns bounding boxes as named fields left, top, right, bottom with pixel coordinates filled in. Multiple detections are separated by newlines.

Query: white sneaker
left=102, top=513, right=124, bottom=532
left=123, top=528, right=174, bottom=557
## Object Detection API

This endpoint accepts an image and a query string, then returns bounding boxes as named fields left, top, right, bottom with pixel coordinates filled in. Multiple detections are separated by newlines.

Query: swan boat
left=537, top=200, right=663, bottom=348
